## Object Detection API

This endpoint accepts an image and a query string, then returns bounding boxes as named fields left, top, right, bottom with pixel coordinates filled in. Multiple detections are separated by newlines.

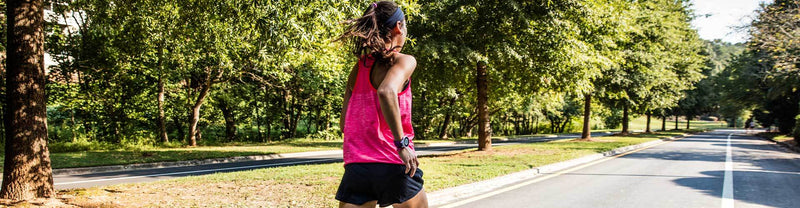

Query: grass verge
left=57, top=131, right=691, bottom=207
left=756, top=132, right=797, bottom=147
left=0, top=139, right=471, bottom=170
left=0, top=139, right=341, bottom=170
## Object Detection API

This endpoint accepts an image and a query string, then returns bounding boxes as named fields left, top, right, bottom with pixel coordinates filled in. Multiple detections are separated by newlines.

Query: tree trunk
left=514, top=115, right=521, bottom=135
left=439, top=98, right=456, bottom=139
left=314, top=106, right=322, bottom=133
left=674, top=114, right=679, bottom=130
left=560, top=118, right=571, bottom=133
left=621, top=103, right=630, bottom=134
left=686, top=116, right=691, bottom=129
left=255, top=92, right=262, bottom=142
left=581, top=94, right=592, bottom=139
left=438, top=112, right=452, bottom=140
left=291, top=104, right=302, bottom=138
left=645, top=111, right=652, bottom=133
left=70, top=110, right=77, bottom=142
left=219, top=99, right=237, bottom=142
left=476, top=61, right=491, bottom=151
left=661, top=115, right=666, bottom=131
left=157, top=72, right=169, bottom=143
left=2, top=0, right=56, bottom=199
left=266, top=120, right=272, bottom=142
left=187, top=79, right=212, bottom=147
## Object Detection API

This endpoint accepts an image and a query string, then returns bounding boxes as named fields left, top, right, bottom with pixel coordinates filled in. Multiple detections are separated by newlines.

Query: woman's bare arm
left=376, top=54, right=417, bottom=175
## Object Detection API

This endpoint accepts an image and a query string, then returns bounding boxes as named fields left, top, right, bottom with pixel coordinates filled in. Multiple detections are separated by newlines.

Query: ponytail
left=336, top=1, right=403, bottom=64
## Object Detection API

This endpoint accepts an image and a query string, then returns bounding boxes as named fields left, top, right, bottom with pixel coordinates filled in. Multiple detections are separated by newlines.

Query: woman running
left=335, top=1, right=427, bottom=208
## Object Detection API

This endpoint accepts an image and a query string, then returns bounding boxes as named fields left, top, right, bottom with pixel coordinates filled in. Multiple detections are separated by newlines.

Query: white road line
left=722, top=133, right=734, bottom=208
left=54, top=158, right=340, bottom=186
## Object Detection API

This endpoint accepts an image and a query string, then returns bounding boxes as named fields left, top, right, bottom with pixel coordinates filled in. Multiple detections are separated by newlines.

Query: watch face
left=402, top=138, right=409, bottom=146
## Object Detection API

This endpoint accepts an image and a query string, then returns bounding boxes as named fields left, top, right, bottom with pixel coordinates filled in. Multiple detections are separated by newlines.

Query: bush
left=602, top=109, right=623, bottom=130
left=304, top=126, right=342, bottom=141
left=48, top=140, right=117, bottom=153
left=700, top=116, right=718, bottom=121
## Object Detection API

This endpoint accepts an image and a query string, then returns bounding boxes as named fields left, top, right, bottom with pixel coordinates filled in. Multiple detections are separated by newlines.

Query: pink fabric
left=343, top=56, right=415, bottom=165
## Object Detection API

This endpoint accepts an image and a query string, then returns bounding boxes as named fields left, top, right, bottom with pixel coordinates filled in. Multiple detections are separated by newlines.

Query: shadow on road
left=670, top=133, right=800, bottom=207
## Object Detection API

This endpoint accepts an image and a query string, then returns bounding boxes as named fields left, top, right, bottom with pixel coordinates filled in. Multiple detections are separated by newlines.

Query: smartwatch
left=394, top=136, right=410, bottom=151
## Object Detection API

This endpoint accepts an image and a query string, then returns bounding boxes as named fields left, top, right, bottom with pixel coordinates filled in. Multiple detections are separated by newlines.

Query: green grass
left=0, top=139, right=341, bottom=170
left=421, top=133, right=559, bottom=143
left=0, top=138, right=470, bottom=170
left=0, top=116, right=715, bottom=170
left=58, top=131, right=692, bottom=207
left=756, top=132, right=796, bottom=146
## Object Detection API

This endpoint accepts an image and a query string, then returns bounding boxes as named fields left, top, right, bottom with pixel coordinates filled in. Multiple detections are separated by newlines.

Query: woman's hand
left=398, top=147, right=419, bottom=176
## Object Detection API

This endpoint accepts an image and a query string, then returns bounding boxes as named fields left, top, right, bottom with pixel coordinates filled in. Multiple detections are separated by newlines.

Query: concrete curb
left=415, top=134, right=569, bottom=147
left=427, top=133, right=690, bottom=207
left=51, top=150, right=343, bottom=176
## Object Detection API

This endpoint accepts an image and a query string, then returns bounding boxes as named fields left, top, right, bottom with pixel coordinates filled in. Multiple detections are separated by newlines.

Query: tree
left=2, top=0, right=55, bottom=200
left=412, top=0, right=624, bottom=150
left=714, top=0, right=799, bottom=135
left=597, top=0, right=705, bottom=134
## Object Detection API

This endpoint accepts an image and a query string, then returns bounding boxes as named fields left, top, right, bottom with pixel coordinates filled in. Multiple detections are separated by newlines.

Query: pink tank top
left=343, top=56, right=415, bottom=165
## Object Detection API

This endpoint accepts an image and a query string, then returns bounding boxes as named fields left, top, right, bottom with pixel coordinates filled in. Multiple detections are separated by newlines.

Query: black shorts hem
left=336, top=163, right=424, bottom=207
left=379, top=186, right=423, bottom=207
left=335, top=196, right=373, bottom=206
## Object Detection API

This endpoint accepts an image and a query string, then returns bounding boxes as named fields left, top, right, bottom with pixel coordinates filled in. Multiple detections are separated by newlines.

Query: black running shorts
left=335, top=163, right=424, bottom=207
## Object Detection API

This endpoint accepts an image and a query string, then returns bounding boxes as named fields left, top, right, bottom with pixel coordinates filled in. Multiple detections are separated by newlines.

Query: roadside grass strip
left=46, top=140, right=344, bottom=169
left=0, top=116, right=716, bottom=170
left=0, top=139, right=461, bottom=170
left=57, top=132, right=684, bottom=207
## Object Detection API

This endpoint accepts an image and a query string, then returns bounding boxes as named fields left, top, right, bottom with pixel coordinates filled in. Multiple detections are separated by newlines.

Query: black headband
left=384, top=7, right=405, bottom=28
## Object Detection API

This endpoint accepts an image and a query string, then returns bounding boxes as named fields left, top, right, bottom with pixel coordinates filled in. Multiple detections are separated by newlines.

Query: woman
left=335, top=1, right=427, bottom=208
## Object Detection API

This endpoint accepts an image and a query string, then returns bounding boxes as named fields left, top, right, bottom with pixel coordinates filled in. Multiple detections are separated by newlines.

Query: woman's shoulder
left=394, top=53, right=417, bottom=67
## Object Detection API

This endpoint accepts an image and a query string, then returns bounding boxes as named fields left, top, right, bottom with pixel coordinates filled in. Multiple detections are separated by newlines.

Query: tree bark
left=674, top=114, right=679, bottom=130
left=581, top=94, right=592, bottom=139
left=645, top=111, right=652, bottom=133
left=686, top=116, right=691, bottom=129
left=2, top=0, right=56, bottom=199
left=661, top=115, right=666, bottom=131
left=291, top=104, right=302, bottom=138
left=621, top=103, right=630, bottom=134
left=438, top=98, right=456, bottom=139
left=218, top=99, right=237, bottom=142
left=187, top=77, right=212, bottom=147
left=157, top=72, right=169, bottom=143
left=476, top=61, right=491, bottom=151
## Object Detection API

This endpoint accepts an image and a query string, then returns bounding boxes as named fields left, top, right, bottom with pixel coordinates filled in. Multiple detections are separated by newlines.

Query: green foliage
left=600, top=108, right=624, bottom=130
left=793, top=112, right=800, bottom=142
left=713, top=0, right=800, bottom=133
left=17, top=0, right=711, bottom=151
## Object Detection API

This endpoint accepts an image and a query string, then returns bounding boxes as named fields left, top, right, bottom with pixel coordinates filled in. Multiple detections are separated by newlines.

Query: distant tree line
left=711, top=0, right=800, bottom=142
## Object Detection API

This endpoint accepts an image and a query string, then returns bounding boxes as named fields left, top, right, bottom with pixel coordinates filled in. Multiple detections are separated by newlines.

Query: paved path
left=443, top=130, right=800, bottom=208
left=53, top=132, right=612, bottom=190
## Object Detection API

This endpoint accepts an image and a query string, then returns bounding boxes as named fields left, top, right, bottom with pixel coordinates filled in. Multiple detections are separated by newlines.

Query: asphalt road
left=53, top=132, right=613, bottom=190
left=445, top=130, right=800, bottom=208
